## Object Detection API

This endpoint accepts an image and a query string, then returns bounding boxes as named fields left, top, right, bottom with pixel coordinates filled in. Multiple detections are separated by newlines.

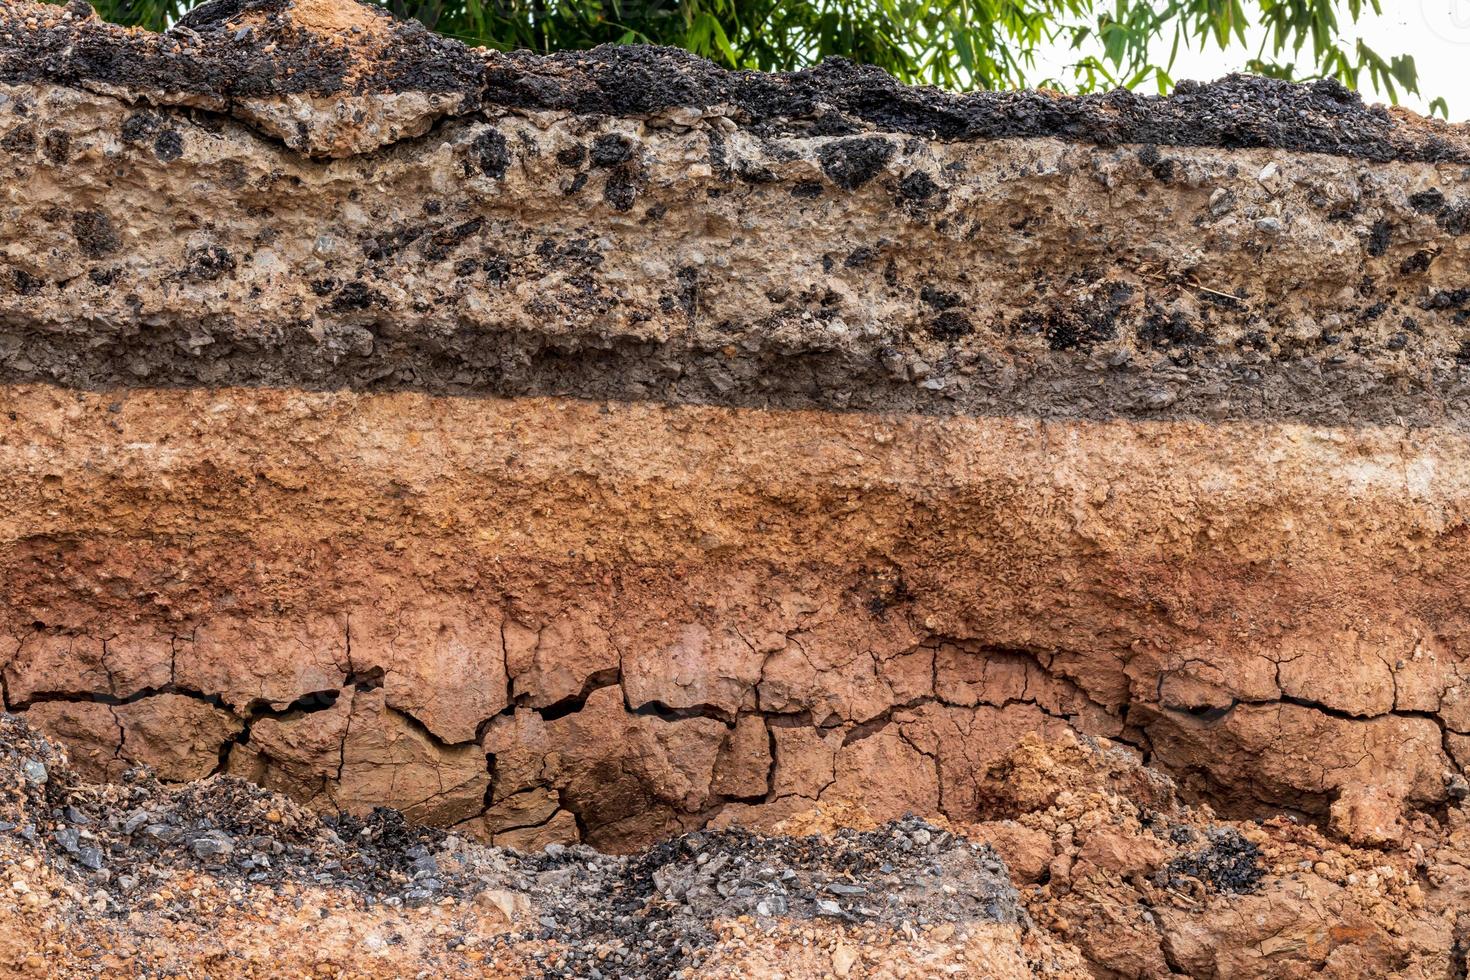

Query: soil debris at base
left=5, top=717, right=1470, bottom=977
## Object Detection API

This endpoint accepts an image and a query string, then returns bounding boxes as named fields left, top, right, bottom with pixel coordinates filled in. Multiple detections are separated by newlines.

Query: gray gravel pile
left=500, top=818, right=1021, bottom=978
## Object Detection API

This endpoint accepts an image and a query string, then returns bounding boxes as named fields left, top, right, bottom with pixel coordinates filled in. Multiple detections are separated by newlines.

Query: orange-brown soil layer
left=3, top=385, right=1468, bottom=851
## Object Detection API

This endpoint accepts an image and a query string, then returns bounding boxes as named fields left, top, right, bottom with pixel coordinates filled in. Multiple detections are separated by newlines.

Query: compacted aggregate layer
left=3, top=0, right=1470, bottom=422
left=3, top=0, right=1470, bottom=975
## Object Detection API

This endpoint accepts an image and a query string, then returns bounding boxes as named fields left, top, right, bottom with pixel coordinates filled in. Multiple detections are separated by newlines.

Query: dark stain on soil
left=589, top=133, right=634, bottom=167
left=71, top=210, right=120, bottom=257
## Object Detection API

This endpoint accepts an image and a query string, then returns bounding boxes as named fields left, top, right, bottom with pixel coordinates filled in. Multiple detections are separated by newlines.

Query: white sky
left=1028, top=1, right=1470, bottom=121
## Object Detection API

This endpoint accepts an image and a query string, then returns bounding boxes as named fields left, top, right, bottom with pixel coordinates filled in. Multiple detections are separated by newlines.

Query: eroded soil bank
left=3, top=0, right=1470, bottom=974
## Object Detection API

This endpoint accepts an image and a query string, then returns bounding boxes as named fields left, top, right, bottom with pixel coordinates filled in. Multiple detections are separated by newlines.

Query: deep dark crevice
left=763, top=719, right=778, bottom=800
left=482, top=753, right=497, bottom=810
left=108, top=704, right=126, bottom=763
left=1127, top=708, right=1157, bottom=769
left=345, top=666, right=386, bottom=692
left=343, top=615, right=354, bottom=680
left=1159, top=691, right=1457, bottom=730
left=10, top=684, right=231, bottom=712
left=169, top=631, right=188, bottom=688
left=627, top=698, right=735, bottom=725
left=98, top=637, right=122, bottom=697
left=336, top=692, right=352, bottom=783
left=1453, top=934, right=1470, bottom=980
left=1155, top=747, right=1333, bottom=824
left=1276, top=692, right=1449, bottom=725
left=240, top=688, right=343, bottom=720
left=533, top=668, right=621, bottom=721
left=215, top=721, right=250, bottom=776
left=764, top=710, right=821, bottom=729
left=1147, top=690, right=1462, bottom=823
left=386, top=701, right=474, bottom=750
left=13, top=683, right=353, bottom=723
left=1167, top=702, right=1234, bottom=723
left=718, top=790, right=768, bottom=806
left=559, top=786, right=590, bottom=843
left=1154, top=906, right=1191, bottom=976
left=498, top=619, right=514, bottom=716
left=840, top=697, right=932, bottom=746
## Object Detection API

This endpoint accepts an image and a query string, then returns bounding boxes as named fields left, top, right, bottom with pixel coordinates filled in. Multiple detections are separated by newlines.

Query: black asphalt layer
left=2, top=0, right=1467, bottom=163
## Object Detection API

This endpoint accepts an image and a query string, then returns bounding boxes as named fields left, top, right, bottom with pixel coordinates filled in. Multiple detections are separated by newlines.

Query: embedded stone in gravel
left=1160, top=827, right=1265, bottom=895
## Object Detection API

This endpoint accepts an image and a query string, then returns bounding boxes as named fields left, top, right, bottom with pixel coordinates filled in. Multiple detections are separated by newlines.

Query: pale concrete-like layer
left=2, top=385, right=1468, bottom=849
left=2, top=72, right=1470, bottom=423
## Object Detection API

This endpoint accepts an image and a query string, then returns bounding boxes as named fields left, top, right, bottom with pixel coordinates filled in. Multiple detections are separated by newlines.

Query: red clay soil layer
left=2, top=389, right=1469, bottom=855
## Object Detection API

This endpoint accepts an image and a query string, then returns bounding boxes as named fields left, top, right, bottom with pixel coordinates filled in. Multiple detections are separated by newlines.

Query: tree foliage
left=69, top=0, right=1445, bottom=114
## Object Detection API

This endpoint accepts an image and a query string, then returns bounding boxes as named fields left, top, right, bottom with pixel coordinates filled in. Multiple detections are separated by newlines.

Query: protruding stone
left=483, top=686, right=724, bottom=851
left=827, top=728, right=938, bottom=821
left=770, top=725, right=841, bottom=800
left=492, top=810, right=580, bottom=851
left=1329, top=784, right=1405, bottom=848
left=98, top=633, right=175, bottom=699
left=354, top=604, right=509, bottom=744
left=975, top=820, right=1054, bottom=884
left=1145, top=703, right=1447, bottom=837
left=757, top=614, right=922, bottom=725
left=229, top=688, right=486, bottom=825
left=23, top=701, right=123, bottom=783
left=622, top=622, right=763, bottom=717
left=1275, top=629, right=1395, bottom=717
left=3, top=633, right=109, bottom=704
left=335, top=689, right=489, bottom=825
left=712, top=715, right=771, bottom=798
left=482, top=788, right=560, bottom=836
left=114, top=694, right=243, bottom=782
left=227, top=690, right=353, bottom=806
left=1076, top=828, right=1166, bottom=876
left=900, top=702, right=1076, bottom=818
left=176, top=615, right=350, bottom=714
left=504, top=608, right=617, bottom=710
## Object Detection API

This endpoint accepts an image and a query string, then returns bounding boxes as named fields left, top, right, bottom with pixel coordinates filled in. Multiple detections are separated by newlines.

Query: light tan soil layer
left=3, top=385, right=1468, bottom=850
